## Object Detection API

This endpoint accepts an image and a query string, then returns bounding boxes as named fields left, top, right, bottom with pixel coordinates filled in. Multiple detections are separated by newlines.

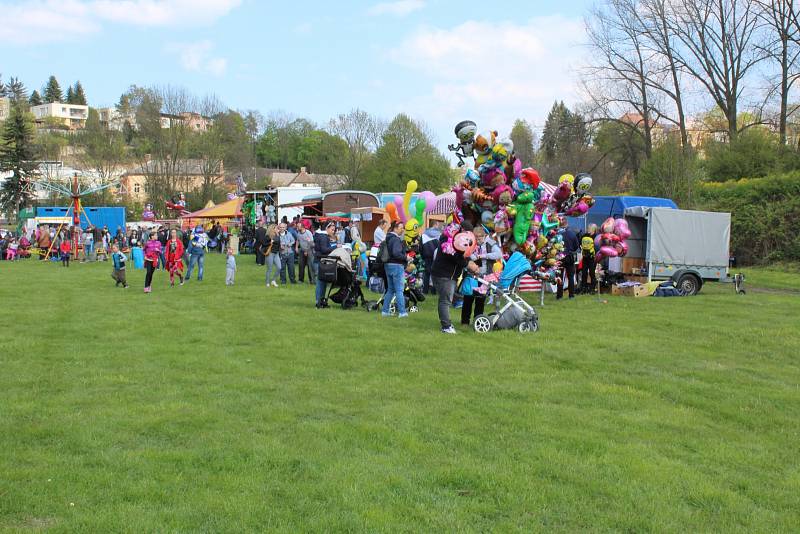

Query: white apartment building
left=31, top=102, right=89, bottom=129
left=0, top=97, right=10, bottom=122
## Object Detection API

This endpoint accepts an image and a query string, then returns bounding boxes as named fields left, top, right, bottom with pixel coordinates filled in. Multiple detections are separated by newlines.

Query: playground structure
left=34, top=172, right=121, bottom=259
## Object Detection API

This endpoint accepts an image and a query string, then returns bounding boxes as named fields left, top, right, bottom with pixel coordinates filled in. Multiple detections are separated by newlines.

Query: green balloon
left=415, top=197, right=427, bottom=221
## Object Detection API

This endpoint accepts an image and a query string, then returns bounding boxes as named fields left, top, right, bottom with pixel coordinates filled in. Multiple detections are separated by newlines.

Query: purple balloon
left=421, top=191, right=437, bottom=212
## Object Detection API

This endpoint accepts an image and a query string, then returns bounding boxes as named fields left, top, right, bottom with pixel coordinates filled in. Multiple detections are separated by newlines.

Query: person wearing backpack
left=313, top=221, right=338, bottom=308
left=421, top=220, right=442, bottom=295
left=381, top=221, right=409, bottom=317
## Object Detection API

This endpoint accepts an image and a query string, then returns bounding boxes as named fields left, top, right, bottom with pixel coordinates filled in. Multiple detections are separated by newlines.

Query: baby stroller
left=320, top=249, right=368, bottom=310
left=472, top=252, right=539, bottom=334
left=364, top=255, right=425, bottom=313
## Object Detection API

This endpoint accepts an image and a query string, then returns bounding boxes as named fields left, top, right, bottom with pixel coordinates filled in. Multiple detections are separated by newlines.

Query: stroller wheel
left=389, top=301, right=397, bottom=315
left=518, top=320, right=539, bottom=333
left=409, top=305, right=419, bottom=313
left=473, top=314, right=492, bottom=334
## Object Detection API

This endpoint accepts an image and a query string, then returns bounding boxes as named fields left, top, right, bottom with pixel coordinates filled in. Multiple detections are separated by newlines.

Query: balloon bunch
left=594, top=217, right=631, bottom=261
left=447, top=120, right=596, bottom=281
left=385, top=180, right=437, bottom=246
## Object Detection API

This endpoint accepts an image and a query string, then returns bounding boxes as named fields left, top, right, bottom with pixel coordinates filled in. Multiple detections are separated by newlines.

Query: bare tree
left=756, top=0, right=800, bottom=145
left=640, top=0, right=690, bottom=149
left=327, top=108, right=385, bottom=188
left=668, top=0, right=765, bottom=141
left=584, top=0, right=663, bottom=157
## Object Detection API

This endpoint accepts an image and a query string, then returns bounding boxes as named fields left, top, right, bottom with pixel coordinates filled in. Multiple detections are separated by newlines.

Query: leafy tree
left=593, top=120, right=646, bottom=180
left=72, top=81, right=87, bottom=106
left=43, top=75, right=63, bottom=104
left=28, top=90, right=43, bottom=107
left=360, top=114, right=452, bottom=193
left=295, top=130, right=348, bottom=175
left=509, top=119, right=536, bottom=167
left=636, top=137, right=702, bottom=205
left=0, top=103, right=38, bottom=222
left=703, top=128, right=780, bottom=181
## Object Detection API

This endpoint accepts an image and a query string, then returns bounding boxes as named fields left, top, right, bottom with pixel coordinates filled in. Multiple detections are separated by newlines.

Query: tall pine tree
left=0, top=103, right=38, bottom=222
left=73, top=81, right=87, bottom=105
left=539, top=101, right=587, bottom=164
left=28, top=90, right=43, bottom=107
left=43, top=75, right=63, bottom=103
left=65, top=86, right=75, bottom=104
left=6, top=77, right=28, bottom=105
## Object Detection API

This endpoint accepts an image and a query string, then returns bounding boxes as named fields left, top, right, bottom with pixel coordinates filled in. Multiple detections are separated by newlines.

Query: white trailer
left=276, top=186, right=322, bottom=222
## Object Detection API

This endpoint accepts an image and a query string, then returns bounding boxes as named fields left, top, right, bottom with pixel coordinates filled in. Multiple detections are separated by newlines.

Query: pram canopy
left=499, top=252, right=532, bottom=289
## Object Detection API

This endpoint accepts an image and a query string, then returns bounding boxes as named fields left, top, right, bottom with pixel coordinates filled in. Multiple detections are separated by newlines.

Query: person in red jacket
left=59, top=238, right=72, bottom=267
left=165, top=229, right=185, bottom=287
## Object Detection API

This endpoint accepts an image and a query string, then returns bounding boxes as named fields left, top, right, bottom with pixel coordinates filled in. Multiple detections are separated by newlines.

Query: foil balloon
left=453, top=231, right=478, bottom=258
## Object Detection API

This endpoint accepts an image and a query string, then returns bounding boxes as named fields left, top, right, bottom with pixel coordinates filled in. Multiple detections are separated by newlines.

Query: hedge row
left=691, top=173, right=800, bottom=265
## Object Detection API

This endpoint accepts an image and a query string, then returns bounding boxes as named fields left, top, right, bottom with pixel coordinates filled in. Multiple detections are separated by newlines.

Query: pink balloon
left=599, top=245, right=618, bottom=258
left=601, top=217, right=615, bottom=234
left=594, top=235, right=603, bottom=249
left=614, top=218, right=632, bottom=239
left=616, top=241, right=629, bottom=256
left=393, top=196, right=407, bottom=222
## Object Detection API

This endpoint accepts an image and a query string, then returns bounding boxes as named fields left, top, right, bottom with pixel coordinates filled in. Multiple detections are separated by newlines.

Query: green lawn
left=1, top=256, right=799, bottom=532
left=737, top=263, right=800, bottom=292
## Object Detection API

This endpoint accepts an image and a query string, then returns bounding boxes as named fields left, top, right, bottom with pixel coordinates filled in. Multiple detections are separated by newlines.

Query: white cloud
left=368, top=0, right=425, bottom=17
left=167, top=40, right=228, bottom=76
left=0, top=0, right=241, bottom=44
left=386, top=16, right=586, bottom=148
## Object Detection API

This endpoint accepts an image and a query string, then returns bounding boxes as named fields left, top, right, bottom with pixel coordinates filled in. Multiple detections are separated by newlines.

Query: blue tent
left=567, top=196, right=677, bottom=231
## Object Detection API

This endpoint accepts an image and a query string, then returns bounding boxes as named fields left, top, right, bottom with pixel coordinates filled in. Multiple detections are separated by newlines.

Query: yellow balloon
left=403, top=180, right=418, bottom=221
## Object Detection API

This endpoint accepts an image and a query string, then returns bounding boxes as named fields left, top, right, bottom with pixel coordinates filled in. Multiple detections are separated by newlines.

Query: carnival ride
left=34, top=172, right=121, bottom=259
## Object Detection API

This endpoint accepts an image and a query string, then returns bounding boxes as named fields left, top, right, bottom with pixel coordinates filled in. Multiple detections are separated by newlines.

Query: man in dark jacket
left=557, top=220, right=580, bottom=300
left=254, top=222, right=268, bottom=266
left=381, top=221, right=409, bottom=317
left=421, top=220, right=442, bottom=295
left=313, top=221, right=338, bottom=307
left=430, top=221, right=479, bottom=334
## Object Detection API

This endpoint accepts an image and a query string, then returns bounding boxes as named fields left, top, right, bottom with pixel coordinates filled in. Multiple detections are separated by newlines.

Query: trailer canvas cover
left=625, top=207, right=731, bottom=267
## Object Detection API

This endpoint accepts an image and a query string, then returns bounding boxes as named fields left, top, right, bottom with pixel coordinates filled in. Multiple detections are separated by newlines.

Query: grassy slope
left=1, top=256, right=799, bottom=532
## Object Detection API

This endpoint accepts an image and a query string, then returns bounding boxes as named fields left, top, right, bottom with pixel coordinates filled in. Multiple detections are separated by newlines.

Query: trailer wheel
left=676, top=273, right=702, bottom=295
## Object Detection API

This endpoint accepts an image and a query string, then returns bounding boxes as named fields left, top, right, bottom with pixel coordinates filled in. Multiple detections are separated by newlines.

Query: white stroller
left=471, top=252, right=540, bottom=334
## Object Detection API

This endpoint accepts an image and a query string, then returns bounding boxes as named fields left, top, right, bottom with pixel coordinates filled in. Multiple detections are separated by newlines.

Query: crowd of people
left=2, top=214, right=603, bottom=334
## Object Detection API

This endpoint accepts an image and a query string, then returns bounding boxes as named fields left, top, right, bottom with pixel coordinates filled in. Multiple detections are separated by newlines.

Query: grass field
left=1, top=255, right=799, bottom=532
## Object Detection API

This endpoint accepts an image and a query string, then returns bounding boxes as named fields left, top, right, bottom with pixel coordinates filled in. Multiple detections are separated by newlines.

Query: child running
left=143, top=233, right=162, bottom=293
left=165, top=229, right=185, bottom=287
left=110, top=244, right=129, bottom=288
left=225, top=247, right=237, bottom=285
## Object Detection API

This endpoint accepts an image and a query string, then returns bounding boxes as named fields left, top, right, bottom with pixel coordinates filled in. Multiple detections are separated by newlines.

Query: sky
left=1, top=0, right=594, bottom=155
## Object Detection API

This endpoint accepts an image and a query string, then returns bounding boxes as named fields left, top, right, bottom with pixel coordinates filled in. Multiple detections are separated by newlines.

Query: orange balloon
left=386, top=203, right=398, bottom=222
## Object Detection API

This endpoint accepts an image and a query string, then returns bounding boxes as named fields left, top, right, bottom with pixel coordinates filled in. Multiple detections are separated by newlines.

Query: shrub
left=693, top=173, right=800, bottom=264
